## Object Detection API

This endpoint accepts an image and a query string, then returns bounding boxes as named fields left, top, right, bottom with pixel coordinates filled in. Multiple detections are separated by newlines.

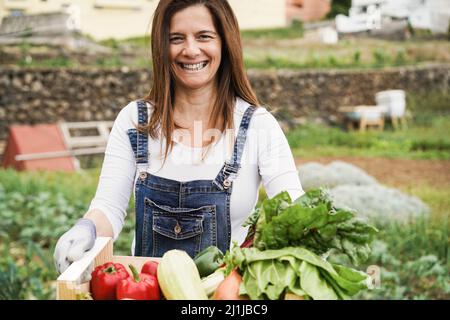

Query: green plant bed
left=287, top=112, right=450, bottom=160
left=0, top=168, right=136, bottom=299
left=327, top=183, right=449, bottom=300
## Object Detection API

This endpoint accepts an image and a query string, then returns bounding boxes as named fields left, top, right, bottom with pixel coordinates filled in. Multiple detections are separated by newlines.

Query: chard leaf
left=251, top=190, right=293, bottom=248
left=230, top=247, right=369, bottom=300
left=299, top=261, right=339, bottom=300
left=317, top=223, right=338, bottom=241
left=242, top=266, right=264, bottom=299
left=331, top=263, right=368, bottom=283
left=318, top=269, right=351, bottom=300
left=241, top=259, right=296, bottom=300
left=255, top=248, right=366, bottom=292
left=251, top=189, right=378, bottom=265
left=286, top=281, right=308, bottom=298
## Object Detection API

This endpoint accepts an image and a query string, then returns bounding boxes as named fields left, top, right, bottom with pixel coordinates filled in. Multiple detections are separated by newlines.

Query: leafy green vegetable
left=245, top=189, right=378, bottom=266
left=234, top=189, right=378, bottom=300
left=299, top=261, right=338, bottom=300
left=225, top=245, right=369, bottom=300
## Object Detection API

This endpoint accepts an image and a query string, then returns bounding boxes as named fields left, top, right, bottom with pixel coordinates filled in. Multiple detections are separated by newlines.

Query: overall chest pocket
left=143, top=198, right=217, bottom=258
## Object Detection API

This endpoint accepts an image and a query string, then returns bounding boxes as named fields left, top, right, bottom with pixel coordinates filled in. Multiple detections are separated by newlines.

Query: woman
left=54, top=0, right=304, bottom=275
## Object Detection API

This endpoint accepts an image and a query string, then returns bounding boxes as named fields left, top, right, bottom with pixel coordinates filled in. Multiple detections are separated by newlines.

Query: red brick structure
left=286, top=0, right=331, bottom=23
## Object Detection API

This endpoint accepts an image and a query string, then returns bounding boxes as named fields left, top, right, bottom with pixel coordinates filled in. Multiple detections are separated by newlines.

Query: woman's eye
left=198, top=35, right=212, bottom=41
left=170, top=37, right=183, bottom=43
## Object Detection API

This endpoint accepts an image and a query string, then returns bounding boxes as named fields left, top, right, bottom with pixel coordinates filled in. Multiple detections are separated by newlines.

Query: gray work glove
left=54, top=218, right=97, bottom=281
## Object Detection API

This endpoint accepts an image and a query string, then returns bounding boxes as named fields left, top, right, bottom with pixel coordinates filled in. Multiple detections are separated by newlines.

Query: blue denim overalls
left=127, top=100, right=256, bottom=258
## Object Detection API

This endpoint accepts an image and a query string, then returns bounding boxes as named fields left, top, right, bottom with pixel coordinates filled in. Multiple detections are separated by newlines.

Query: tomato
left=141, top=260, right=159, bottom=277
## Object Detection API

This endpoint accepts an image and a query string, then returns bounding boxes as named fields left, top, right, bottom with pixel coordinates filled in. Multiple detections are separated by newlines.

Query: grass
left=0, top=167, right=100, bottom=204
left=18, top=56, right=74, bottom=68
left=240, top=20, right=304, bottom=40
left=100, top=36, right=151, bottom=50
left=389, top=183, right=449, bottom=264
left=401, top=184, right=450, bottom=222
left=287, top=91, right=450, bottom=160
left=288, top=120, right=450, bottom=160
left=243, top=37, right=450, bottom=70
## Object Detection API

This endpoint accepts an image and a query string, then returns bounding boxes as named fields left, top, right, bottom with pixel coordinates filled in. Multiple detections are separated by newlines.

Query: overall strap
left=127, top=100, right=149, bottom=180
left=213, top=105, right=257, bottom=190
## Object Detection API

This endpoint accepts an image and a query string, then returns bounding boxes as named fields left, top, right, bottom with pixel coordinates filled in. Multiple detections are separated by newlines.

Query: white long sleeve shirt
left=88, top=97, right=304, bottom=249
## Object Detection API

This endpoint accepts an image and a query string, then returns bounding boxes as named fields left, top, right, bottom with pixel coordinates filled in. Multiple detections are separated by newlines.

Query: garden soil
left=295, top=157, right=450, bottom=188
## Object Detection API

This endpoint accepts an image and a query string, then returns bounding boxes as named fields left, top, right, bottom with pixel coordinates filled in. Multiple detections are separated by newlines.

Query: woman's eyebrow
left=169, top=30, right=217, bottom=36
left=197, top=30, right=217, bottom=35
left=169, top=32, right=185, bottom=37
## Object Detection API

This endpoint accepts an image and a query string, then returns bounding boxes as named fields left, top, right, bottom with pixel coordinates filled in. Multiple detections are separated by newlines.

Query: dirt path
left=295, top=157, right=450, bottom=188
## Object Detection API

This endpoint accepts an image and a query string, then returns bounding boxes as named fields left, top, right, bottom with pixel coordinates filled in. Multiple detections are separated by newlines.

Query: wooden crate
left=56, top=237, right=159, bottom=300
left=57, top=237, right=306, bottom=300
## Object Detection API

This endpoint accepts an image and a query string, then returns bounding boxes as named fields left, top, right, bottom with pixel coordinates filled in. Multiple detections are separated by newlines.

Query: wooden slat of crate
left=57, top=237, right=112, bottom=300
left=56, top=237, right=159, bottom=300
left=284, top=292, right=305, bottom=300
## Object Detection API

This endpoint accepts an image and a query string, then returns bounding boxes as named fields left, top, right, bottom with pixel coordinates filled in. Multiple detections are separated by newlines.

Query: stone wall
left=1, top=64, right=449, bottom=141
left=249, top=64, right=450, bottom=125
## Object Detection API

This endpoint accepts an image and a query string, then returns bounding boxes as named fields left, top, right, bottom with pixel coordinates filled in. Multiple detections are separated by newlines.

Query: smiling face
left=169, top=5, right=222, bottom=91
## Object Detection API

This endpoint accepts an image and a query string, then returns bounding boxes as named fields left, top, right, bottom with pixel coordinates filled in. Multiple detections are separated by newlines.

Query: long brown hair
left=142, top=0, right=259, bottom=162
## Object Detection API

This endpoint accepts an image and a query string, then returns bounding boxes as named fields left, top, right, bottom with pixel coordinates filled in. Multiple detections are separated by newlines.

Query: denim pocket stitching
left=142, top=202, right=151, bottom=255
left=152, top=213, right=203, bottom=239
left=145, top=197, right=215, bottom=214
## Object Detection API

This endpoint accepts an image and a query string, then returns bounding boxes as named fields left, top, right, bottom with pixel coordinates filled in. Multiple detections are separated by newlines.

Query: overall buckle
left=222, top=162, right=239, bottom=189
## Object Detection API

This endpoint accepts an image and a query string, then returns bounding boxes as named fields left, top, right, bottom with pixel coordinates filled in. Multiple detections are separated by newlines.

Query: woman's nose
left=182, top=39, right=201, bottom=57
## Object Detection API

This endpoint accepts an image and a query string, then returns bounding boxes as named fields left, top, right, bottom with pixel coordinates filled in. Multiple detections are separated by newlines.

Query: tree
left=326, top=0, right=352, bottom=18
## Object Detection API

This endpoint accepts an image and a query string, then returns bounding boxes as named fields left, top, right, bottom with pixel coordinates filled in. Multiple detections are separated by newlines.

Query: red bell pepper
left=90, top=262, right=130, bottom=300
left=141, top=260, right=159, bottom=277
left=116, top=264, right=160, bottom=300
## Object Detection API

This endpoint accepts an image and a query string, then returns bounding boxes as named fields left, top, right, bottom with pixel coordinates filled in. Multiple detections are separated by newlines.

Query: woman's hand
left=53, top=218, right=97, bottom=276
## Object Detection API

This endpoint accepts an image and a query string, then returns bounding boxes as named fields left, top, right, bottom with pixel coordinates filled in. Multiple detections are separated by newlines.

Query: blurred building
left=387, top=0, right=450, bottom=34
left=336, top=0, right=450, bottom=34
left=0, top=0, right=287, bottom=40
left=286, top=0, right=331, bottom=23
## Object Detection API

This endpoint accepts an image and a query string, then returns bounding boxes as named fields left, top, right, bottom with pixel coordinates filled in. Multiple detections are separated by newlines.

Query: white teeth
left=180, top=61, right=208, bottom=71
